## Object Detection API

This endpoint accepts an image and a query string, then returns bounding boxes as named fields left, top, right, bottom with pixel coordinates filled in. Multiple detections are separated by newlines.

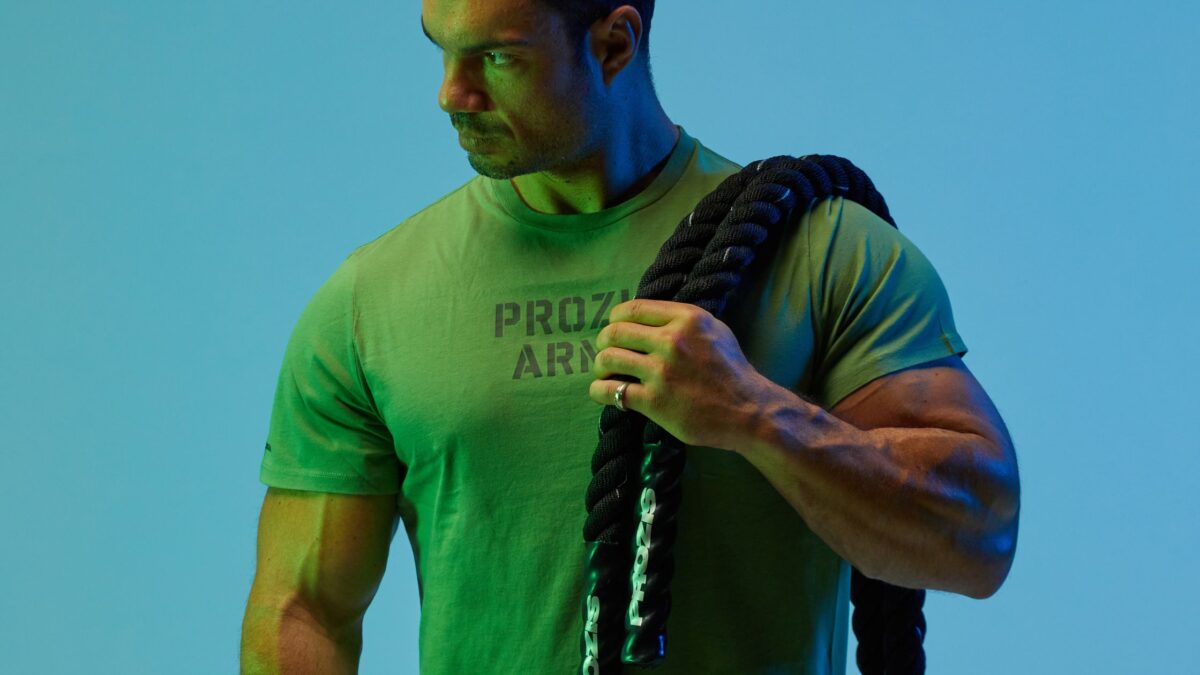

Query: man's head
left=530, top=0, right=655, bottom=78
left=421, top=0, right=660, bottom=180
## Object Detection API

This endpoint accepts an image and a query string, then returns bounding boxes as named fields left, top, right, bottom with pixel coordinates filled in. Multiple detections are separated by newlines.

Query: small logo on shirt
left=265, top=442, right=272, bottom=453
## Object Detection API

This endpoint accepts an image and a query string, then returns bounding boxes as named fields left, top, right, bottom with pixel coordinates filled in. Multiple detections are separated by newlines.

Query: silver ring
left=614, top=381, right=631, bottom=412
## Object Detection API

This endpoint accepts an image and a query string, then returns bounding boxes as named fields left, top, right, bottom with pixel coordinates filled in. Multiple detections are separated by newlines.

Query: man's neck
left=511, top=118, right=681, bottom=216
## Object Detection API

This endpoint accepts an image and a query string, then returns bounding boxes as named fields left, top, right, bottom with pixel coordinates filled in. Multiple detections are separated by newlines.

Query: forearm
left=241, top=601, right=363, bottom=675
left=737, top=384, right=1018, bottom=599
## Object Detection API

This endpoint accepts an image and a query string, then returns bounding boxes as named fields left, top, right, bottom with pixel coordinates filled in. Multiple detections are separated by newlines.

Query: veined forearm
left=738, top=386, right=1018, bottom=599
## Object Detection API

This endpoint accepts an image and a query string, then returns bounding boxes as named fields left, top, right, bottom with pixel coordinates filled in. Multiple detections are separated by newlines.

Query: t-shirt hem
left=820, top=333, right=968, bottom=410
left=259, top=463, right=399, bottom=495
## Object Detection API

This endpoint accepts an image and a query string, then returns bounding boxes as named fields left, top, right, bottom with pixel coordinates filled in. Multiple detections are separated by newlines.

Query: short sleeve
left=808, top=197, right=968, bottom=410
left=259, top=252, right=402, bottom=495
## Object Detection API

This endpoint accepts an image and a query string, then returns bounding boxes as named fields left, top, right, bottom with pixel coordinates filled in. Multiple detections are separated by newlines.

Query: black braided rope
left=579, top=155, right=927, bottom=674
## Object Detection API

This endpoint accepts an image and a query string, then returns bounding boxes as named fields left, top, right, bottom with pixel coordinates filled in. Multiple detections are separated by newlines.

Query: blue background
left=2, top=1, right=1196, bottom=672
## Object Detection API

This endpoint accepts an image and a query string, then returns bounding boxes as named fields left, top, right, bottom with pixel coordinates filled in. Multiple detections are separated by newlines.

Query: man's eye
left=484, top=52, right=514, bottom=67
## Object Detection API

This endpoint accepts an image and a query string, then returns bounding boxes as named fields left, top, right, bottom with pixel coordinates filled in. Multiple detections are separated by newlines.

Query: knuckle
left=651, top=360, right=667, bottom=381
left=604, top=324, right=618, bottom=346
left=666, top=331, right=686, bottom=355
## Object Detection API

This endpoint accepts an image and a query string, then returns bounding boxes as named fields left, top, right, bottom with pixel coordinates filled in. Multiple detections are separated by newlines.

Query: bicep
left=829, top=354, right=1018, bottom=493
left=249, top=486, right=399, bottom=632
left=830, top=356, right=998, bottom=433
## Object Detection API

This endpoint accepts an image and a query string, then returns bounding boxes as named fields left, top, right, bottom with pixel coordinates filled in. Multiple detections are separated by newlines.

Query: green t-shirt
left=259, top=125, right=968, bottom=674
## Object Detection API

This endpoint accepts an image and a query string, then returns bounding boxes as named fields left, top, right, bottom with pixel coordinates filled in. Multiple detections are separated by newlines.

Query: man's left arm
left=735, top=353, right=1020, bottom=600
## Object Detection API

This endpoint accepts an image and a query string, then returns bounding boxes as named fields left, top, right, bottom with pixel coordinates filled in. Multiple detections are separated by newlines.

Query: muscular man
left=240, top=1, right=1021, bottom=673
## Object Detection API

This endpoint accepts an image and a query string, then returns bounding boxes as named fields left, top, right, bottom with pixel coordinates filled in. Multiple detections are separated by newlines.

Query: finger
left=608, top=299, right=678, bottom=328
left=598, top=320, right=659, bottom=354
left=606, top=379, right=641, bottom=411
left=595, top=347, right=654, bottom=383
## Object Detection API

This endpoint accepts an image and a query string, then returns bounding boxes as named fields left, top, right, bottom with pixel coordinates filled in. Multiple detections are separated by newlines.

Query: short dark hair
left=531, top=1, right=655, bottom=76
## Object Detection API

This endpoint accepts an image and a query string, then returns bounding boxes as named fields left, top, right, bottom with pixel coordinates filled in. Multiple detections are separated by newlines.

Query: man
left=240, top=1, right=1021, bottom=673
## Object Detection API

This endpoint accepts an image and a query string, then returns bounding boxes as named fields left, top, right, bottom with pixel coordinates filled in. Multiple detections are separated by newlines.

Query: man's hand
left=587, top=299, right=781, bottom=452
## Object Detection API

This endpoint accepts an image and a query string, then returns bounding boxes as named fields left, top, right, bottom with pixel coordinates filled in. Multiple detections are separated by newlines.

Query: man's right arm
left=241, top=486, right=400, bottom=674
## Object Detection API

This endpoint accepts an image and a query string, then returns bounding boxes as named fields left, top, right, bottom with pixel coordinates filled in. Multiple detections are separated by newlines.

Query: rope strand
left=580, top=155, right=924, bottom=674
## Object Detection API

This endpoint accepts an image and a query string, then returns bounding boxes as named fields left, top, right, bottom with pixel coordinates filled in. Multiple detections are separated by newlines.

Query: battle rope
left=578, top=154, right=927, bottom=674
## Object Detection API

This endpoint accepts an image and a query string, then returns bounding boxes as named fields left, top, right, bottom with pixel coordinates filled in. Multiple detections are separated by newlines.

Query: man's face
left=422, top=0, right=605, bottom=179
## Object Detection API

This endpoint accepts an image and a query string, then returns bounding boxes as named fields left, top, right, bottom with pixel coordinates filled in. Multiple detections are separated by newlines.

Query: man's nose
left=438, top=62, right=488, bottom=114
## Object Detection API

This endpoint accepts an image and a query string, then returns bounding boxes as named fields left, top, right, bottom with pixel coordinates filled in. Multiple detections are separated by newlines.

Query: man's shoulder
left=802, top=194, right=904, bottom=247
left=349, top=175, right=483, bottom=261
left=691, top=138, right=743, bottom=178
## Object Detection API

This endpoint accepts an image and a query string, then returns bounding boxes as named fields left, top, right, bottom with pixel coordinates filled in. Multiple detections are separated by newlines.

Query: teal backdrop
left=1, top=1, right=1196, bottom=672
